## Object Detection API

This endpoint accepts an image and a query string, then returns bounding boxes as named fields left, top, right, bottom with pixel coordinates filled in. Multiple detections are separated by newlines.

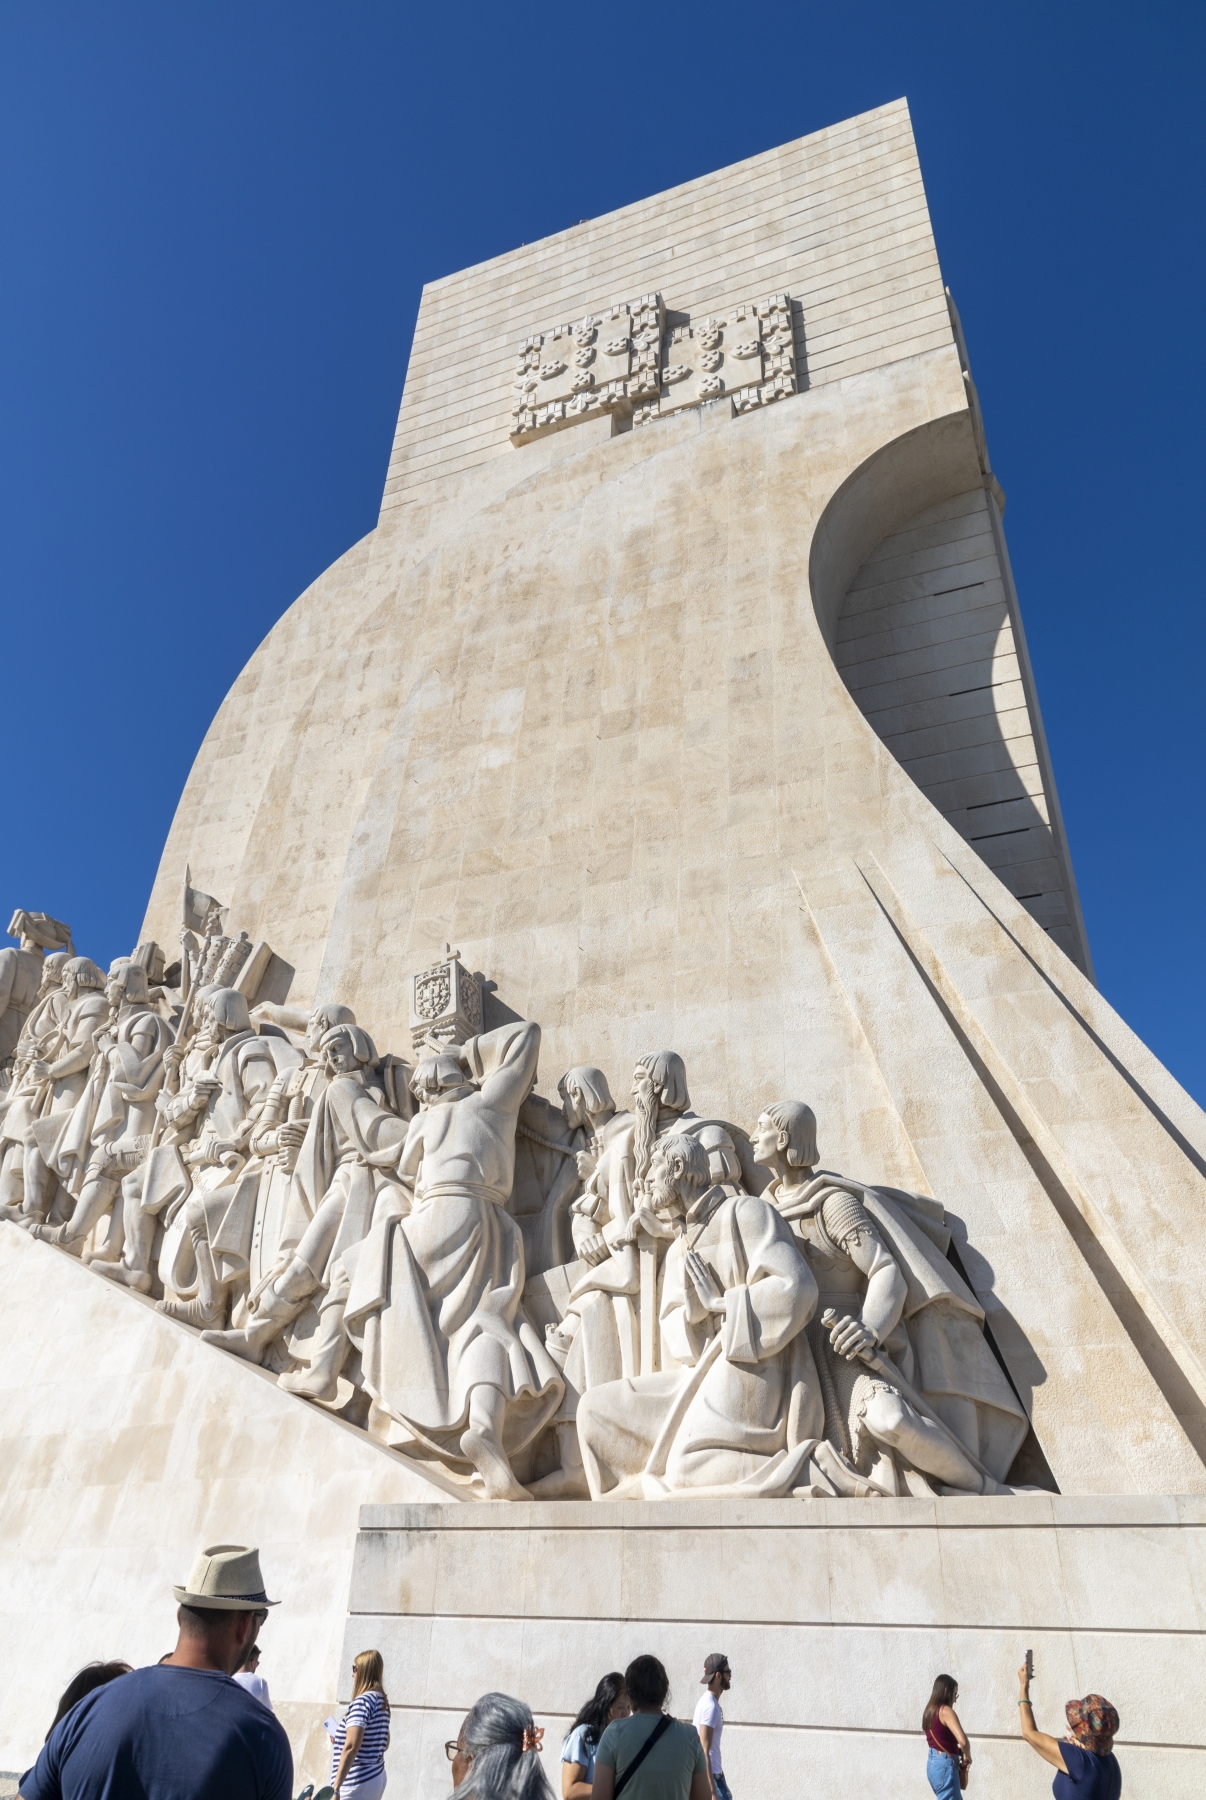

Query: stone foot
left=199, top=1321, right=277, bottom=1363
left=93, top=1261, right=153, bottom=1294
left=461, top=1426, right=531, bottom=1502
left=278, top=1364, right=340, bottom=1402
left=527, top=1463, right=590, bottom=1499
left=158, top=1295, right=223, bottom=1328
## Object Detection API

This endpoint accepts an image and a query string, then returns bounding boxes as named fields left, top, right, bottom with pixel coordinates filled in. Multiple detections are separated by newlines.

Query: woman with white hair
left=447, top=1693, right=555, bottom=1800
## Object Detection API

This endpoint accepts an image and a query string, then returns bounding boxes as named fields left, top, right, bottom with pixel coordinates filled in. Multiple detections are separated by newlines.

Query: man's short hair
left=178, top=1603, right=262, bottom=1636
left=658, top=1131, right=710, bottom=1192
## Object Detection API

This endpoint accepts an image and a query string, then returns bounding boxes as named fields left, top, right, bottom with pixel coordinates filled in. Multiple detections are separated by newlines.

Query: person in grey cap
left=18, top=1544, right=292, bottom=1800
left=692, top=1656, right=732, bottom=1800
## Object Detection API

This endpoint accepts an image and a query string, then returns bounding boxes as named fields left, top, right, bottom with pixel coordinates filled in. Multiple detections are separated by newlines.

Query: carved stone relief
left=1, top=884, right=1042, bottom=1507
left=511, top=291, right=795, bottom=444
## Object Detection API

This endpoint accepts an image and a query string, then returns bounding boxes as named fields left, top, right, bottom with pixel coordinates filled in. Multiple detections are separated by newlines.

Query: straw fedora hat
left=173, top=1543, right=279, bottom=1611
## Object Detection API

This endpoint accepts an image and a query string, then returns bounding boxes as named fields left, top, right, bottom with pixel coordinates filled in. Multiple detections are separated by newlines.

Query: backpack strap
left=614, top=1714, right=674, bottom=1798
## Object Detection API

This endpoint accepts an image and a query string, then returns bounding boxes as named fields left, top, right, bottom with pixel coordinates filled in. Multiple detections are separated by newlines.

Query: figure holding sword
left=753, top=1100, right=1025, bottom=1496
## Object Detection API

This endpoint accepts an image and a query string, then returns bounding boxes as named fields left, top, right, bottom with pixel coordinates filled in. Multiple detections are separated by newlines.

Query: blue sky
left=2, top=4, right=1203, bottom=1100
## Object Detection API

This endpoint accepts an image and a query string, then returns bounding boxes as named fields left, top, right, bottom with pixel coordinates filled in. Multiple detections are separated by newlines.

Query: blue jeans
left=714, top=1774, right=732, bottom=1800
left=927, top=1747, right=960, bottom=1797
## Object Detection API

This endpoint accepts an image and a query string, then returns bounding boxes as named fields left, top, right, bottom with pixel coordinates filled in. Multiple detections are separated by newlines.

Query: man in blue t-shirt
left=20, top=1543, right=293, bottom=1800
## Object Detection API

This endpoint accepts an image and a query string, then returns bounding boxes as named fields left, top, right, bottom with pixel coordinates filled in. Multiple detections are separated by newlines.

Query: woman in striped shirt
left=331, top=1649, right=391, bottom=1799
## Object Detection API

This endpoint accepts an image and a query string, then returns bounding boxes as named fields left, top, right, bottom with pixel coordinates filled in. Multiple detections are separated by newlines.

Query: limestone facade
left=3, top=95, right=1205, bottom=1796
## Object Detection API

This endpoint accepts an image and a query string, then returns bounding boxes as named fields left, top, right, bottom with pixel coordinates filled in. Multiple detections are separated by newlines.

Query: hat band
left=188, top=1589, right=269, bottom=1603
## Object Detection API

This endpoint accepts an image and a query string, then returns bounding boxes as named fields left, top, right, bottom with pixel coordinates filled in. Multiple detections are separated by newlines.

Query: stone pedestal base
left=345, top=1496, right=1206, bottom=1799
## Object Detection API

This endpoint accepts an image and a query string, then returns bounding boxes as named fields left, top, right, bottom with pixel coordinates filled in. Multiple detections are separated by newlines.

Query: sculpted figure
left=201, top=1022, right=408, bottom=1363
left=151, top=989, right=303, bottom=1325
left=333, top=1020, right=563, bottom=1501
left=0, top=911, right=73, bottom=1070
left=1, top=957, right=108, bottom=1222
left=559, top=1065, right=626, bottom=1263
left=576, top=1132, right=824, bottom=1499
left=754, top=1101, right=1028, bottom=1496
left=242, top=1000, right=357, bottom=1296
left=32, top=960, right=174, bottom=1255
left=0, top=948, right=71, bottom=1211
left=533, top=1052, right=702, bottom=1496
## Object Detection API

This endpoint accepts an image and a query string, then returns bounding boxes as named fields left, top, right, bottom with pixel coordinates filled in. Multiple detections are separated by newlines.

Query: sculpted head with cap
left=305, top=1001, right=356, bottom=1059
left=409, top=1050, right=475, bottom=1107
left=320, top=1022, right=378, bottom=1077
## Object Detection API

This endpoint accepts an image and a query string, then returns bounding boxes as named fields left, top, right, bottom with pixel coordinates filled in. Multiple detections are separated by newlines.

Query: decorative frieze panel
left=511, top=292, right=795, bottom=444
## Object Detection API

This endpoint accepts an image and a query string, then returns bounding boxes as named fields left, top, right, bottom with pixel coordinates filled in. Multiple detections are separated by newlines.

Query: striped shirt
left=330, top=1690, right=390, bottom=1787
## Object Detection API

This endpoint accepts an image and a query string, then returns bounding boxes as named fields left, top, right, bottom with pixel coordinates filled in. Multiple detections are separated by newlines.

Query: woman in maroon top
left=923, top=1675, right=971, bottom=1796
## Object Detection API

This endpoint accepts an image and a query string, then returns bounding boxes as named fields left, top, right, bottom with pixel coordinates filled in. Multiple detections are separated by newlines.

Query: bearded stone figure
left=575, top=1130, right=825, bottom=1498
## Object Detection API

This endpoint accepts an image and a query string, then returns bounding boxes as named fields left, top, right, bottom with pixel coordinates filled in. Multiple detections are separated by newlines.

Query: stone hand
left=276, top=1120, right=308, bottom=1150
left=578, top=1232, right=610, bottom=1266
left=622, top=1204, right=676, bottom=1244
left=825, top=1309, right=876, bottom=1360
left=685, top=1249, right=726, bottom=1313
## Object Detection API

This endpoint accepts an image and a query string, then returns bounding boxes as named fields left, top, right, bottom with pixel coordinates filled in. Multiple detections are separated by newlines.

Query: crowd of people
left=13, top=1541, right=1122, bottom=1799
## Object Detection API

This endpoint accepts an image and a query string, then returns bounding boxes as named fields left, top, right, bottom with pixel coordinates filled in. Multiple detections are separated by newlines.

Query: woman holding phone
left=1016, top=1661, right=1121, bottom=1798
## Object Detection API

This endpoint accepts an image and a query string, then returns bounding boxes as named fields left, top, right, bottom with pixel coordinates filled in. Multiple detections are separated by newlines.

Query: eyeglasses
left=445, top=1743, right=474, bottom=1763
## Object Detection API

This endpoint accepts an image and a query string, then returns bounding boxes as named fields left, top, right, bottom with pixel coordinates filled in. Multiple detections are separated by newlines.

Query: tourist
left=922, top=1675, right=970, bottom=1796
left=446, top=1693, right=554, bottom=1800
left=330, top=1650, right=391, bottom=1798
left=692, top=1655, right=731, bottom=1800
left=233, top=1643, right=273, bottom=1712
left=17, top=1543, right=291, bottom=1800
left=591, top=1656, right=710, bottom=1800
left=560, top=1672, right=630, bottom=1799
left=43, top=1665, right=132, bottom=1741
left=1017, top=1662, right=1121, bottom=1798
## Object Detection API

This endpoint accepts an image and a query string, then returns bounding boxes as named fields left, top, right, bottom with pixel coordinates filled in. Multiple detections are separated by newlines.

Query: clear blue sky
left=2, top=5, right=1203, bottom=1100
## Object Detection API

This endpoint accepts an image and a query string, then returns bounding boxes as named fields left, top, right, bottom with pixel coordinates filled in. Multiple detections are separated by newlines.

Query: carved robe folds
left=577, top=1186, right=824, bottom=1499
left=341, top=1021, right=563, bottom=1471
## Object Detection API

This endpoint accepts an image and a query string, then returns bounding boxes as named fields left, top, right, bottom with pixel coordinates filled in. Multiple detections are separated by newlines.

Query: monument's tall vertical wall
left=4, top=95, right=1199, bottom=1796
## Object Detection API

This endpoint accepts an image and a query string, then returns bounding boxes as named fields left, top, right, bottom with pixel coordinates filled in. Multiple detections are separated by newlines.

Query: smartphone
left=1025, top=1648, right=1034, bottom=1681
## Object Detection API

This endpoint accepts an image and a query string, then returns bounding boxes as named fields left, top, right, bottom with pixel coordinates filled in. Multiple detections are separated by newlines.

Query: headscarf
left=1065, top=1694, right=1119, bottom=1755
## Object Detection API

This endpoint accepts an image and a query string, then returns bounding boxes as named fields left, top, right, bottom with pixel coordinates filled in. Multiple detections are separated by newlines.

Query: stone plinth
left=0, top=1228, right=449, bottom=1783
left=345, top=1498, right=1206, bottom=1800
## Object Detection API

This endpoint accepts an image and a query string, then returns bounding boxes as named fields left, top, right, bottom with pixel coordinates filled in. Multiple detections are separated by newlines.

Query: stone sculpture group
left=0, top=899, right=1031, bottom=1503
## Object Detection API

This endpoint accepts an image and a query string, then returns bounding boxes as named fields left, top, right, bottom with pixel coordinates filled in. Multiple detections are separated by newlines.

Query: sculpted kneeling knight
left=753, top=1100, right=1028, bottom=1497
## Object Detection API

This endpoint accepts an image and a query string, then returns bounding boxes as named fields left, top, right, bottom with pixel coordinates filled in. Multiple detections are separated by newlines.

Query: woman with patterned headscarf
left=1017, top=1660, right=1120, bottom=1797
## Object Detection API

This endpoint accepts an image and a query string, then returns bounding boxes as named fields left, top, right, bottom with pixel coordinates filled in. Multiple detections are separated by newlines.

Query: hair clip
left=522, top=1725, right=545, bottom=1754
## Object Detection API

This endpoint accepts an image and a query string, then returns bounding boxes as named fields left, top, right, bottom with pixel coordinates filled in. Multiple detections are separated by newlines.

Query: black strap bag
left=613, top=1713, right=675, bottom=1799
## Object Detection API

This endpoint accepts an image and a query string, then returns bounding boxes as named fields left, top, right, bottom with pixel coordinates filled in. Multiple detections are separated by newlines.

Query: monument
left=2, top=98, right=1204, bottom=1796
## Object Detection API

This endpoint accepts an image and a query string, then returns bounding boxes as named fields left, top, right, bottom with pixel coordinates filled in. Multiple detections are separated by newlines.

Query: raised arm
left=1016, top=1665, right=1067, bottom=1773
left=462, top=1020, right=541, bottom=1118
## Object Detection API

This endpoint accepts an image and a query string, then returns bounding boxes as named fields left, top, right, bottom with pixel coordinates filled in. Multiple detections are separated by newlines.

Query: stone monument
left=2, top=99, right=1205, bottom=1796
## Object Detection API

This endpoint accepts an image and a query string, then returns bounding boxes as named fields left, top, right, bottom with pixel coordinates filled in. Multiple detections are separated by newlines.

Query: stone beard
left=0, top=919, right=1034, bottom=1502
